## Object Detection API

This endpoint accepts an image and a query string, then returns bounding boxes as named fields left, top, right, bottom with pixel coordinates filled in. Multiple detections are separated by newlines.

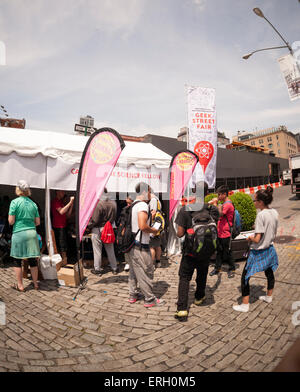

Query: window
left=251, top=141, right=256, bottom=146
left=278, top=149, right=281, bottom=154
left=276, top=135, right=279, bottom=140
left=277, top=142, right=280, bottom=147
left=267, top=136, right=272, bottom=142
left=259, top=139, right=264, bottom=144
left=268, top=143, right=273, bottom=149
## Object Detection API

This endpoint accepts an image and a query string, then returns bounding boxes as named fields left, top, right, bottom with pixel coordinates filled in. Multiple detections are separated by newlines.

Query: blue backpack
left=223, top=201, right=242, bottom=239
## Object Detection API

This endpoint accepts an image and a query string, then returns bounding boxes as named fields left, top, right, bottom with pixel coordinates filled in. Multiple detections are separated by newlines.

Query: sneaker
left=112, top=269, right=118, bottom=275
left=144, top=297, right=165, bottom=308
left=155, top=261, right=161, bottom=269
left=124, top=264, right=130, bottom=272
left=174, top=310, right=188, bottom=322
left=209, top=268, right=220, bottom=277
left=259, top=295, right=272, bottom=303
left=233, top=303, right=249, bottom=312
left=91, top=269, right=102, bottom=275
left=128, top=293, right=144, bottom=304
left=194, top=296, right=206, bottom=306
left=228, top=271, right=235, bottom=279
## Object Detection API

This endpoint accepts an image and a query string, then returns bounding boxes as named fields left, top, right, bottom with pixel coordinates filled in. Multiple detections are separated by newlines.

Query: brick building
left=232, top=126, right=298, bottom=159
left=0, top=118, right=26, bottom=129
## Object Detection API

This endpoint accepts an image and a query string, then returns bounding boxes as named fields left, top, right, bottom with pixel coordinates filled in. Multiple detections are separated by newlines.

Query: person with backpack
left=118, top=195, right=134, bottom=272
left=87, top=188, right=118, bottom=276
left=127, top=182, right=165, bottom=307
left=149, top=192, right=164, bottom=269
left=233, top=186, right=279, bottom=313
left=209, top=185, right=236, bottom=279
left=174, top=181, right=219, bottom=322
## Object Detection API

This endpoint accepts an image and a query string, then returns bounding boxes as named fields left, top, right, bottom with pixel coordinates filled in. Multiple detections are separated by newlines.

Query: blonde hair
left=16, top=187, right=31, bottom=197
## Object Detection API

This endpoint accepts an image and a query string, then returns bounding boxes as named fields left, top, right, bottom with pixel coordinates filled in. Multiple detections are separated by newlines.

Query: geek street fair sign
left=187, top=86, right=217, bottom=189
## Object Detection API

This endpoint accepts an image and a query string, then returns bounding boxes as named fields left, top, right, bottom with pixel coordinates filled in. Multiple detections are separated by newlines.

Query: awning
left=0, top=127, right=172, bottom=192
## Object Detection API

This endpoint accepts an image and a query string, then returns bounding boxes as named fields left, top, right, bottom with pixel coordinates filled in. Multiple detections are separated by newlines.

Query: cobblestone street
left=1, top=199, right=300, bottom=372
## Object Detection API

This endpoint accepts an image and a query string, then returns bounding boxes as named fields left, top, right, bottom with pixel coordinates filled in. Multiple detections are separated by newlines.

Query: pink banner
left=76, top=128, right=125, bottom=243
left=169, top=150, right=198, bottom=220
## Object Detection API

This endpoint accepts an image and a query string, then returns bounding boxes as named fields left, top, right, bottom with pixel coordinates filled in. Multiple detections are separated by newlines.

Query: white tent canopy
left=0, top=127, right=172, bottom=192
left=0, top=127, right=173, bottom=257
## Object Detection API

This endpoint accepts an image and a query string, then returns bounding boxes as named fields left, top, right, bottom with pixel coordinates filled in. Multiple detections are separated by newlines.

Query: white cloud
left=86, top=0, right=145, bottom=35
left=193, top=0, right=206, bottom=11
left=0, top=0, right=145, bottom=67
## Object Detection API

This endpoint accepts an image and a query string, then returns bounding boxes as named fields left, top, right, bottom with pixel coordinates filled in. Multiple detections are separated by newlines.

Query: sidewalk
left=0, top=217, right=299, bottom=372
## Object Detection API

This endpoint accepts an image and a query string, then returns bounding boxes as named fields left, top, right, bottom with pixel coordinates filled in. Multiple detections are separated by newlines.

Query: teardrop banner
left=168, top=150, right=199, bottom=220
left=76, top=128, right=125, bottom=248
left=187, top=86, right=217, bottom=188
left=194, top=140, right=214, bottom=174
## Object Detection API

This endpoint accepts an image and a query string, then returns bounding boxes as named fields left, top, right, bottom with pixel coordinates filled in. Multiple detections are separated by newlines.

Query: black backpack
left=184, top=205, right=218, bottom=259
left=116, top=201, right=143, bottom=253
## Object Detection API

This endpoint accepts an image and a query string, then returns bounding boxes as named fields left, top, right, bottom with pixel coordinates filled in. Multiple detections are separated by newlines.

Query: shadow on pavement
left=236, top=284, right=265, bottom=304
left=153, top=280, right=170, bottom=298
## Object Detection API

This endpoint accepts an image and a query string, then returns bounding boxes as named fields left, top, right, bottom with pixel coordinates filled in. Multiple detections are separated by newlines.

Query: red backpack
left=100, top=221, right=115, bottom=244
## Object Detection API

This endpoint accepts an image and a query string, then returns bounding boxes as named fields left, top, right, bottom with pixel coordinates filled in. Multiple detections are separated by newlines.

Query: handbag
left=100, top=221, right=115, bottom=244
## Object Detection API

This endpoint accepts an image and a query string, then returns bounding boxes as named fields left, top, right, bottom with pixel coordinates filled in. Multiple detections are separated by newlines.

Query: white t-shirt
left=131, top=200, right=150, bottom=244
left=250, top=208, right=279, bottom=250
left=150, top=196, right=159, bottom=212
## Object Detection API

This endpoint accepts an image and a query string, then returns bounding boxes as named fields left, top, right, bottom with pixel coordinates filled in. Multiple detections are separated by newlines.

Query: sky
left=0, top=0, right=299, bottom=140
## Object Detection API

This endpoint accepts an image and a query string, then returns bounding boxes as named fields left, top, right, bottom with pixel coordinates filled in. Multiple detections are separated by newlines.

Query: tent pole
left=45, top=158, right=54, bottom=257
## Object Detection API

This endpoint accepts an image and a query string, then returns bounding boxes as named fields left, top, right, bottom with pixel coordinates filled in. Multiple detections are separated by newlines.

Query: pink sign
left=77, top=129, right=125, bottom=243
left=169, top=150, right=198, bottom=220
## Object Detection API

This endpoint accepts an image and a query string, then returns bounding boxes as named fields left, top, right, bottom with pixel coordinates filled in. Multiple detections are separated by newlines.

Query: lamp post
left=0, top=105, right=9, bottom=118
left=252, top=7, right=293, bottom=54
left=244, top=7, right=300, bottom=100
left=243, top=45, right=290, bottom=60
left=243, top=7, right=296, bottom=60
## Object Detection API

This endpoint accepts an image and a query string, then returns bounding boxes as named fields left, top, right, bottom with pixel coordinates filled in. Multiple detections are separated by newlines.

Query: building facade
left=0, top=118, right=26, bottom=129
left=232, top=126, right=298, bottom=159
left=79, top=115, right=94, bottom=128
left=294, top=133, right=300, bottom=152
left=143, top=133, right=289, bottom=189
left=177, top=127, right=230, bottom=147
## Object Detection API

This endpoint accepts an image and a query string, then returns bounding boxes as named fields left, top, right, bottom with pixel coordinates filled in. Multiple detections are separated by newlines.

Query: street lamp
left=243, top=45, right=290, bottom=60
left=243, top=7, right=294, bottom=60
left=0, top=105, right=9, bottom=117
left=253, top=7, right=264, bottom=18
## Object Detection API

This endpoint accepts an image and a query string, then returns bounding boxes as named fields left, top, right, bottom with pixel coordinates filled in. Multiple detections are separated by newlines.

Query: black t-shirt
left=175, top=203, right=219, bottom=231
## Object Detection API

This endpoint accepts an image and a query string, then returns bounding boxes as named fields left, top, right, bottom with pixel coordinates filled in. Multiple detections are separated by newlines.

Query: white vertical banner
left=278, top=53, right=300, bottom=101
left=187, top=86, right=217, bottom=188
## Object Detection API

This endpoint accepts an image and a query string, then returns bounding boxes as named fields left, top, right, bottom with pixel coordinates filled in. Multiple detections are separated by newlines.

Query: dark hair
left=217, top=185, right=229, bottom=196
left=135, top=182, right=150, bottom=195
left=256, top=186, right=273, bottom=206
left=192, top=181, right=209, bottom=197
